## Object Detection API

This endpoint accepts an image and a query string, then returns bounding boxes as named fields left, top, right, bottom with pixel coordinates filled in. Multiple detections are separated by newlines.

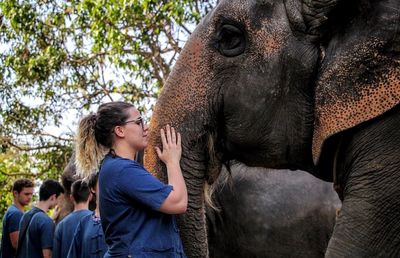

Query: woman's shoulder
left=119, top=160, right=148, bottom=176
left=101, top=154, right=132, bottom=170
left=101, top=155, right=146, bottom=176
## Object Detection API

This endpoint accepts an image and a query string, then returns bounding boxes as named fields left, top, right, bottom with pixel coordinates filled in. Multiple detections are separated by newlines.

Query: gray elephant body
left=207, top=165, right=341, bottom=258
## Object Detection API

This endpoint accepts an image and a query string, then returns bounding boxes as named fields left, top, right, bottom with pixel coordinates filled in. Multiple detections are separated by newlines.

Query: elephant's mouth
left=315, top=132, right=344, bottom=183
left=221, top=136, right=315, bottom=174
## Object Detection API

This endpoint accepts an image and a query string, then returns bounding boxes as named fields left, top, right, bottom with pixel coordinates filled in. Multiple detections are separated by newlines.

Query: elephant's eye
left=216, top=24, right=246, bottom=57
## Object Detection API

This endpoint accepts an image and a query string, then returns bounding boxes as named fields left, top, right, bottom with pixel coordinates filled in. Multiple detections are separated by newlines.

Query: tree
left=0, top=0, right=216, bottom=218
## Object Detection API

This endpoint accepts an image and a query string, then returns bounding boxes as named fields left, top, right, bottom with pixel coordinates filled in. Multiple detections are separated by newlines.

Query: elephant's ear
left=311, top=0, right=400, bottom=164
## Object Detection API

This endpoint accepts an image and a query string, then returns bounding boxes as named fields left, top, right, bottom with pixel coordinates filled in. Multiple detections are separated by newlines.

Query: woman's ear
left=113, top=125, right=125, bottom=138
left=312, top=0, right=400, bottom=163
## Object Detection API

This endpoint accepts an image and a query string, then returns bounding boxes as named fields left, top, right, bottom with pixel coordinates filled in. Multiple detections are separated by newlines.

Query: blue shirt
left=67, top=212, right=107, bottom=258
left=99, top=154, right=186, bottom=257
left=53, top=209, right=92, bottom=258
left=0, top=204, right=23, bottom=258
left=17, top=207, right=54, bottom=258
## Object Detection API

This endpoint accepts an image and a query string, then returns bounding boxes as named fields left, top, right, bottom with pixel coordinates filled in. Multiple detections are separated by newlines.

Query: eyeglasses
left=123, top=117, right=145, bottom=131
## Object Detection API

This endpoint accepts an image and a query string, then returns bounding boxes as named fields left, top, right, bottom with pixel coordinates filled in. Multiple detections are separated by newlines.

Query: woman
left=75, top=101, right=188, bottom=257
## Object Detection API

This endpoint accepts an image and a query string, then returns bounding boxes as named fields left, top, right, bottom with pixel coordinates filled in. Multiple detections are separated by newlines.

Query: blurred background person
left=16, top=179, right=64, bottom=258
left=53, top=179, right=92, bottom=258
left=0, top=178, right=34, bottom=258
left=68, top=172, right=107, bottom=258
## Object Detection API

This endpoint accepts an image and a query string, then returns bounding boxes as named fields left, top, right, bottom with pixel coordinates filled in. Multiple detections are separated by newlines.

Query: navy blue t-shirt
left=0, top=204, right=23, bottom=258
left=99, top=154, right=186, bottom=257
left=17, top=207, right=54, bottom=258
left=53, top=209, right=92, bottom=258
left=67, top=212, right=107, bottom=258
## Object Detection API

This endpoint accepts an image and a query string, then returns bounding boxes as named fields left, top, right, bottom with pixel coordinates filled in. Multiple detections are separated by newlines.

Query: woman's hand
left=156, top=125, right=187, bottom=214
left=155, top=124, right=182, bottom=166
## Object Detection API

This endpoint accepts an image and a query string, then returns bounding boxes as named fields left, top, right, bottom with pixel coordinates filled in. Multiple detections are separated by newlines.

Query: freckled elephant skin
left=144, top=0, right=399, bottom=257
left=207, top=165, right=341, bottom=258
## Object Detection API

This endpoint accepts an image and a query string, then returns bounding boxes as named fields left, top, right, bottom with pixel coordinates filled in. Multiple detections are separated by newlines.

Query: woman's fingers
left=166, top=124, right=172, bottom=144
left=160, top=128, right=167, bottom=147
left=160, top=125, right=179, bottom=151
left=177, top=132, right=181, bottom=146
left=171, top=126, right=176, bottom=144
left=155, top=146, right=162, bottom=157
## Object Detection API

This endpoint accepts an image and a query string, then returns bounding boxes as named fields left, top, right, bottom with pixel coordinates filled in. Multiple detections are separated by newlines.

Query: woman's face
left=118, top=107, right=149, bottom=151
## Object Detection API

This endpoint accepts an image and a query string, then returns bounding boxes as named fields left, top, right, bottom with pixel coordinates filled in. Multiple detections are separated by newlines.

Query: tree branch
left=0, top=169, right=35, bottom=177
left=2, top=138, right=68, bottom=151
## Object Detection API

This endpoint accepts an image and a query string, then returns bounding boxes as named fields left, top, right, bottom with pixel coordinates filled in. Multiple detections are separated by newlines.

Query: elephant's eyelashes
left=216, top=24, right=246, bottom=57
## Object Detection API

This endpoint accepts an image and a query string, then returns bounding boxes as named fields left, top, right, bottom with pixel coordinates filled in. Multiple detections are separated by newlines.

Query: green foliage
left=0, top=0, right=216, bottom=220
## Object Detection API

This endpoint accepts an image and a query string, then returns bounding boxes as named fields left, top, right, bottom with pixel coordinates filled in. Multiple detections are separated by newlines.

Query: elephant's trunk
left=177, top=156, right=208, bottom=257
left=145, top=119, right=211, bottom=257
left=144, top=31, right=217, bottom=257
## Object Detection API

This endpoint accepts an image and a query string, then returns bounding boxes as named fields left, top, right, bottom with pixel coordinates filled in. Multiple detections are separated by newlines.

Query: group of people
left=1, top=173, right=105, bottom=258
left=1, top=101, right=189, bottom=257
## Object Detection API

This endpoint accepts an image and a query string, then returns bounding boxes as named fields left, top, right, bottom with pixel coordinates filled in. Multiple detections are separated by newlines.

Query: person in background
left=16, top=179, right=64, bottom=258
left=52, top=179, right=92, bottom=258
left=67, top=172, right=107, bottom=258
left=0, top=178, right=34, bottom=258
left=75, top=101, right=188, bottom=257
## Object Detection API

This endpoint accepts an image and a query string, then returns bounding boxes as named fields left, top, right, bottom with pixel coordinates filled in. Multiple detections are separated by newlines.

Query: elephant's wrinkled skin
left=144, top=0, right=400, bottom=257
left=207, top=164, right=341, bottom=258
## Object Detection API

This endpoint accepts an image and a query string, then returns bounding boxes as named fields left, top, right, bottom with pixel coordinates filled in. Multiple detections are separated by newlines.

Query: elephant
left=144, top=0, right=400, bottom=257
left=206, top=163, right=341, bottom=258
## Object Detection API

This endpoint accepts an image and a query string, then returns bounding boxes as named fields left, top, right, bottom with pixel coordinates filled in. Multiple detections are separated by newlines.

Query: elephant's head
left=145, top=0, right=400, bottom=256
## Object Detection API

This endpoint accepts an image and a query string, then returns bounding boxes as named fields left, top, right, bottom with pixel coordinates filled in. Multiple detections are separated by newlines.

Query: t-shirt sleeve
left=39, top=216, right=55, bottom=250
left=118, top=164, right=173, bottom=210
left=7, top=210, right=23, bottom=233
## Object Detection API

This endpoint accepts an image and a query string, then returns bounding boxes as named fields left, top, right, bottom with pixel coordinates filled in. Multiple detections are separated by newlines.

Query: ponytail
left=75, top=114, right=108, bottom=178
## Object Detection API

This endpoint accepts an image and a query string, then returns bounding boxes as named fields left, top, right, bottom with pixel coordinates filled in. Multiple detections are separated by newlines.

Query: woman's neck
left=111, top=144, right=136, bottom=160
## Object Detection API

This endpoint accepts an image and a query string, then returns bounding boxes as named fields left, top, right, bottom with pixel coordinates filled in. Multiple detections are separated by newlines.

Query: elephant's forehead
left=252, top=18, right=290, bottom=57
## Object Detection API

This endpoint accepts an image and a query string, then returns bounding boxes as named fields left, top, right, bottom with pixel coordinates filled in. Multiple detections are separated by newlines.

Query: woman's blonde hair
left=75, top=101, right=134, bottom=177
